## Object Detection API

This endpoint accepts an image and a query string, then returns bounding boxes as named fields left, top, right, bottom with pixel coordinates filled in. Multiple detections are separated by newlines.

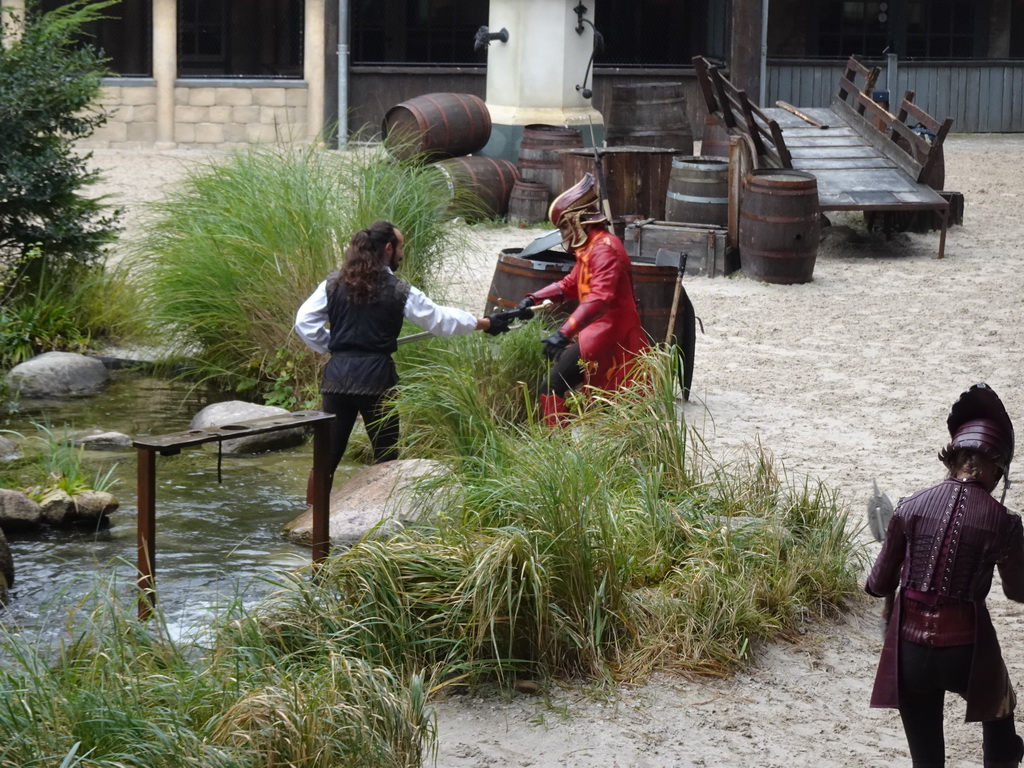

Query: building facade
left=4, top=0, right=1023, bottom=149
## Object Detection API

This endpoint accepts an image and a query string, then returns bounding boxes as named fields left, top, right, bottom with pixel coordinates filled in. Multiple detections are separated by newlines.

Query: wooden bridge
left=693, top=56, right=953, bottom=258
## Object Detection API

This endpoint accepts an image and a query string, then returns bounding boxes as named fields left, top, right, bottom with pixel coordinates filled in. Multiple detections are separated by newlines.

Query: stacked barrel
left=381, top=92, right=519, bottom=221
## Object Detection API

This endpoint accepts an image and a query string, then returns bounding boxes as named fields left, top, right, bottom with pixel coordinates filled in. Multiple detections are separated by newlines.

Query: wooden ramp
left=693, top=56, right=952, bottom=258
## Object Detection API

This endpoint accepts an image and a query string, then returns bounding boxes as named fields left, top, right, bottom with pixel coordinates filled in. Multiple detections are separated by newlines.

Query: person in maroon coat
left=866, top=383, right=1024, bottom=768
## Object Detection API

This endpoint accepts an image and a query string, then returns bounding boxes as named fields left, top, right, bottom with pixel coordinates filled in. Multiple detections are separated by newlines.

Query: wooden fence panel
left=768, top=60, right=1024, bottom=133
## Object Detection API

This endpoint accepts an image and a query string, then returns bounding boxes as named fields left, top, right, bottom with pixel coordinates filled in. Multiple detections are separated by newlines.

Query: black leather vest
left=321, top=272, right=410, bottom=395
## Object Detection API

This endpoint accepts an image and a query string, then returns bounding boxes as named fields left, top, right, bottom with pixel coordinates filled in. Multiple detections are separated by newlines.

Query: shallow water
left=1, top=372, right=345, bottom=636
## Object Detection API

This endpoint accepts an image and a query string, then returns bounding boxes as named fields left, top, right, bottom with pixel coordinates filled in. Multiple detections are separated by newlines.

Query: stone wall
left=82, top=80, right=310, bottom=150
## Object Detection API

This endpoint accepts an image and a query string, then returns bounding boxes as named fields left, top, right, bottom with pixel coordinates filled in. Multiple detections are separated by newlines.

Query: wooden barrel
left=518, top=124, right=583, bottom=200
left=508, top=179, right=550, bottom=226
left=485, top=249, right=577, bottom=316
left=433, top=156, right=520, bottom=222
left=559, top=146, right=677, bottom=220
left=699, top=114, right=730, bottom=159
left=739, top=169, right=821, bottom=284
left=605, top=82, right=694, bottom=155
left=664, top=156, right=729, bottom=226
left=382, top=92, right=491, bottom=162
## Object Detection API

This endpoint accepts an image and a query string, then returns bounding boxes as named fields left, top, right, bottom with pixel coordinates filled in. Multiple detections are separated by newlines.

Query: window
left=597, top=0, right=722, bottom=67
left=39, top=0, right=153, bottom=77
left=177, top=0, right=303, bottom=77
left=817, top=1, right=891, bottom=58
left=809, top=0, right=982, bottom=60
left=351, top=0, right=485, bottom=65
left=349, top=0, right=723, bottom=68
left=904, top=0, right=976, bottom=58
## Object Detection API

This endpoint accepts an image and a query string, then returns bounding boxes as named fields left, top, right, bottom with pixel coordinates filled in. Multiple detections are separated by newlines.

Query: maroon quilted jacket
left=866, top=477, right=1024, bottom=721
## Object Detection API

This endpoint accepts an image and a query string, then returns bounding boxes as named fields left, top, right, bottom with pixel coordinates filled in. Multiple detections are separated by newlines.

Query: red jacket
left=529, top=228, right=648, bottom=390
left=865, top=477, right=1024, bottom=721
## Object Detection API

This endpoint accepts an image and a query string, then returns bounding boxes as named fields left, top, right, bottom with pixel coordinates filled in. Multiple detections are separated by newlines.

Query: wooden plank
left=790, top=157, right=897, bottom=171
left=779, top=129, right=860, bottom=141
left=968, top=67, right=982, bottom=133
left=830, top=96, right=923, bottom=180
left=954, top=66, right=968, bottom=131
left=1013, top=66, right=1024, bottom=130
left=691, top=55, right=719, bottom=114
left=784, top=141, right=880, bottom=154
left=787, top=144, right=893, bottom=158
left=987, top=67, right=1005, bottom=133
left=809, top=167, right=926, bottom=193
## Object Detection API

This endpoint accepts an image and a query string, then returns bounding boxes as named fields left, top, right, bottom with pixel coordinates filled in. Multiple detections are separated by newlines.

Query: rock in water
left=867, top=479, right=894, bottom=542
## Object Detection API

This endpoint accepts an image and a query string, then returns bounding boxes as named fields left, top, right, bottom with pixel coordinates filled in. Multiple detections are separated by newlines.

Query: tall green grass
left=250, top=346, right=864, bottom=685
left=126, top=141, right=470, bottom=400
left=0, top=573, right=430, bottom=768
left=0, top=349, right=864, bottom=765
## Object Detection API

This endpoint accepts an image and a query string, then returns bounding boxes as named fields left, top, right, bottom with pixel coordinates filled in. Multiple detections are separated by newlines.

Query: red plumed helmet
left=548, top=173, right=607, bottom=248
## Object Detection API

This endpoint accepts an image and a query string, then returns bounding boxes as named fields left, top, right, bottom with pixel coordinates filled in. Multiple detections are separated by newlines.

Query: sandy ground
left=83, top=134, right=1024, bottom=767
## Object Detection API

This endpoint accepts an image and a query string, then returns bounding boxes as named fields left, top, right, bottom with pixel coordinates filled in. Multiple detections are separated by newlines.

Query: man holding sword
left=295, top=220, right=511, bottom=488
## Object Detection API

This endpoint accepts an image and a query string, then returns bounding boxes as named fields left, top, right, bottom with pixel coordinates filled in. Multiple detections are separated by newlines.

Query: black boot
left=985, top=734, right=1024, bottom=767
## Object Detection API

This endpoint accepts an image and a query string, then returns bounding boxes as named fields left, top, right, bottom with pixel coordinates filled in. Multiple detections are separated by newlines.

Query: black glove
left=514, top=296, right=536, bottom=319
left=484, top=311, right=512, bottom=336
left=542, top=330, right=571, bottom=360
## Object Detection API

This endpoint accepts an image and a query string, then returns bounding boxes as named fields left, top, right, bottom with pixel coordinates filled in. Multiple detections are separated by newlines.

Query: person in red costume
left=866, top=383, right=1024, bottom=768
left=513, top=173, right=648, bottom=427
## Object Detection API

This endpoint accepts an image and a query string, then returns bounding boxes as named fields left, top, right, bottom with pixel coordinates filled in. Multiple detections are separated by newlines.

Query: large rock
left=6, top=351, right=109, bottom=397
left=0, top=488, right=43, bottom=532
left=39, top=488, right=118, bottom=527
left=190, top=401, right=306, bottom=454
left=75, top=430, right=133, bottom=450
left=0, top=434, right=21, bottom=461
left=282, top=459, right=448, bottom=546
left=70, top=491, right=119, bottom=527
left=38, top=488, right=75, bottom=526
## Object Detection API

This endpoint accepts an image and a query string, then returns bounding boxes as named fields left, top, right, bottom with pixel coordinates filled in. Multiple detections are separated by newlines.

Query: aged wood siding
left=347, top=69, right=703, bottom=142
left=767, top=60, right=1024, bottom=133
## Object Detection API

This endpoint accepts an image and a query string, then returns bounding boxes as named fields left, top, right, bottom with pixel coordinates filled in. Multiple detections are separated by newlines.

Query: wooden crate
left=622, top=220, right=738, bottom=278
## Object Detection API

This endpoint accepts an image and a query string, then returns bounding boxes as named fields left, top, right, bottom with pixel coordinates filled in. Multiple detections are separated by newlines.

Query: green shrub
left=0, top=0, right=121, bottom=304
left=1, top=422, right=119, bottom=498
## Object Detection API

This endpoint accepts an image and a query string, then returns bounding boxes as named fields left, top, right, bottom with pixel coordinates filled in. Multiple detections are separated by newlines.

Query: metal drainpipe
left=338, top=0, right=349, bottom=148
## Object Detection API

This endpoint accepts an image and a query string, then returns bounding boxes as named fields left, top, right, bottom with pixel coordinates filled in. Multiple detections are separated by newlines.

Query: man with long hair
left=866, top=383, right=1024, bottom=767
left=295, top=220, right=507, bottom=487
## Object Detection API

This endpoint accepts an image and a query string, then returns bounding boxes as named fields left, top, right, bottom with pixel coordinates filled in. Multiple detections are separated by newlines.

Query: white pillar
left=304, top=0, right=325, bottom=143
left=480, top=0, right=603, bottom=160
left=153, top=0, right=176, bottom=148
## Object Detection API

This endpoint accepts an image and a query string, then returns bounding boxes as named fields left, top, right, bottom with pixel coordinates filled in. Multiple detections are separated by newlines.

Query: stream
left=1, top=370, right=347, bottom=638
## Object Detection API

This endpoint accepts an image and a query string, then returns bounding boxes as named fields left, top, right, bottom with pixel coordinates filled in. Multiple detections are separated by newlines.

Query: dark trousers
left=898, top=639, right=1021, bottom=767
left=544, top=342, right=585, bottom=397
left=321, top=390, right=399, bottom=482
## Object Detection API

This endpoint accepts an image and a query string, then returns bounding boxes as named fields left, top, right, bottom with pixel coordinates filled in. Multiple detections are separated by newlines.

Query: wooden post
left=136, top=446, right=157, bottom=620
left=729, top=0, right=764, bottom=105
